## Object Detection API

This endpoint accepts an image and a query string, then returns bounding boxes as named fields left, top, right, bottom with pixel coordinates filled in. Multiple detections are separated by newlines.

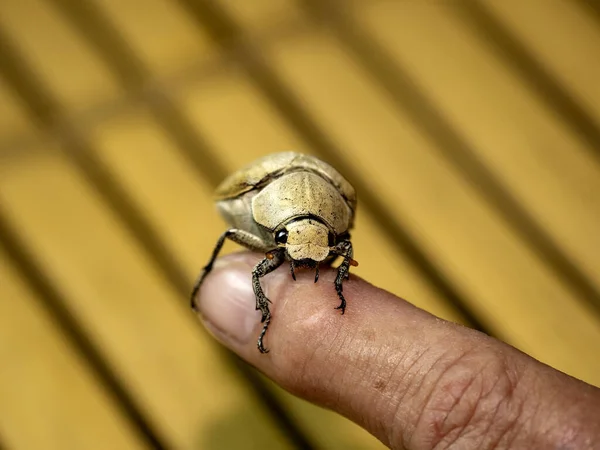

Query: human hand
left=193, top=252, right=600, bottom=450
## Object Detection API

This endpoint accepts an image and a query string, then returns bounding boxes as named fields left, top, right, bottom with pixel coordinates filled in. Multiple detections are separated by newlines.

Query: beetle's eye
left=328, top=232, right=336, bottom=247
left=275, top=229, right=288, bottom=245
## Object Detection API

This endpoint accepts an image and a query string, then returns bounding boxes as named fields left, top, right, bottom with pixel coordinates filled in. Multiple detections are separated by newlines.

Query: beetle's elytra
left=191, top=151, right=357, bottom=353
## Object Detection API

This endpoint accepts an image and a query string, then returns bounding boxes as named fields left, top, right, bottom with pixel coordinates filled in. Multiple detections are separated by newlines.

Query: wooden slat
left=0, top=0, right=121, bottom=113
left=0, top=152, right=290, bottom=450
left=216, top=0, right=305, bottom=33
left=0, top=246, right=149, bottom=450
left=0, top=79, right=42, bottom=161
left=0, top=78, right=37, bottom=139
left=86, top=108, right=222, bottom=276
left=485, top=0, right=600, bottom=125
left=87, top=0, right=217, bottom=77
left=242, top=25, right=600, bottom=386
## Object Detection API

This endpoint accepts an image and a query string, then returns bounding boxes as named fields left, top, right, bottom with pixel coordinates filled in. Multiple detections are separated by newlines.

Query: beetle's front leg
left=252, top=249, right=285, bottom=353
left=191, top=228, right=269, bottom=310
left=332, top=240, right=353, bottom=314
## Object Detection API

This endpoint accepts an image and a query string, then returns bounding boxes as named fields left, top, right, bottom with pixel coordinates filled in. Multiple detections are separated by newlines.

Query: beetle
left=191, top=151, right=358, bottom=353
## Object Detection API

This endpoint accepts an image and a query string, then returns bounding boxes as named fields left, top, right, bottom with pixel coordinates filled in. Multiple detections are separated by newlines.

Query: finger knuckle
left=411, top=346, right=526, bottom=450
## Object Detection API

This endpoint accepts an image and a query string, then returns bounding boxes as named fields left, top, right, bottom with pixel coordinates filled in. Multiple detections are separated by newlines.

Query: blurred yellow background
left=1, top=0, right=600, bottom=448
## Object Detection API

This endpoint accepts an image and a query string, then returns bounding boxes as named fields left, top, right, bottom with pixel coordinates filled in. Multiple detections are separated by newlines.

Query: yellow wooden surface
left=1, top=0, right=599, bottom=449
left=0, top=248, right=148, bottom=450
left=487, top=0, right=600, bottom=123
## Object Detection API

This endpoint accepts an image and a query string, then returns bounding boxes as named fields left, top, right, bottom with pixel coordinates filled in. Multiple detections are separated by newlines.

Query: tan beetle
left=191, top=151, right=358, bottom=353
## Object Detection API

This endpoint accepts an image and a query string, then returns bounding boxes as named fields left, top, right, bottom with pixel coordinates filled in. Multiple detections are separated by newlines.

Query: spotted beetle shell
left=214, top=152, right=356, bottom=247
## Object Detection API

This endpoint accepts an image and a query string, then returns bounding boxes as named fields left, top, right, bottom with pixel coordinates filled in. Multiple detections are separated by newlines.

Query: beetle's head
left=274, top=218, right=334, bottom=263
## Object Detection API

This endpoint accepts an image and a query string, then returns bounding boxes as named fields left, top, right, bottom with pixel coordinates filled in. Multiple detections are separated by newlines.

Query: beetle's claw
left=335, top=300, right=346, bottom=315
left=335, top=283, right=347, bottom=313
left=314, top=266, right=319, bottom=283
left=257, top=315, right=271, bottom=353
left=334, top=281, right=347, bottom=314
left=257, top=332, right=269, bottom=353
left=258, top=341, right=269, bottom=354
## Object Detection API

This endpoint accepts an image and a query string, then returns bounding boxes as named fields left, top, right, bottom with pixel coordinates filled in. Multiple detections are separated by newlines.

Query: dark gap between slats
left=171, top=0, right=487, bottom=333
left=457, top=1, right=600, bottom=163
left=45, top=0, right=226, bottom=187
left=0, top=24, right=314, bottom=450
left=0, top=207, right=166, bottom=450
left=573, top=0, right=600, bottom=34
left=296, top=0, right=600, bottom=319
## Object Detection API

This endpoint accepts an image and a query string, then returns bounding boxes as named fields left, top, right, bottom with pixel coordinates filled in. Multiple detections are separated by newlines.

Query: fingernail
left=195, top=260, right=261, bottom=346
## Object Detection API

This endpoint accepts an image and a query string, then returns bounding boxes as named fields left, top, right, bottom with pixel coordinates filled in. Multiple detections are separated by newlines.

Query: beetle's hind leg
left=191, top=228, right=270, bottom=310
left=332, top=240, right=354, bottom=314
left=252, top=249, right=286, bottom=353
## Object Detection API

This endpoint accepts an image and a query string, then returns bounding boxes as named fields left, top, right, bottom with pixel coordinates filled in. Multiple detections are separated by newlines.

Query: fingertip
left=195, top=252, right=265, bottom=347
left=195, top=251, right=424, bottom=369
left=195, top=251, right=369, bottom=350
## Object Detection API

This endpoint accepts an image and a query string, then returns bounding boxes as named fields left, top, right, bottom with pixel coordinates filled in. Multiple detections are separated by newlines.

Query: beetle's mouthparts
left=296, top=258, right=317, bottom=268
left=290, top=259, right=320, bottom=283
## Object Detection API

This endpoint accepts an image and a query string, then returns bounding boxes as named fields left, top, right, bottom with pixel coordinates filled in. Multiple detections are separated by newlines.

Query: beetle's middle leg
left=332, top=240, right=354, bottom=314
left=191, top=228, right=270, bottom=310
left=252, top=249, right=285, bottom=353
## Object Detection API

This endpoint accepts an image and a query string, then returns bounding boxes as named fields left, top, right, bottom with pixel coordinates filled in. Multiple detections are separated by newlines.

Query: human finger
left=194, top=252, right=600, bottom=449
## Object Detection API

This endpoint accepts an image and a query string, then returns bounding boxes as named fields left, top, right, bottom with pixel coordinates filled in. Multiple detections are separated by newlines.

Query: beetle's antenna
left=290, top=260, right=296, bottom=281
left=314, top=265, right=319, bottom=283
